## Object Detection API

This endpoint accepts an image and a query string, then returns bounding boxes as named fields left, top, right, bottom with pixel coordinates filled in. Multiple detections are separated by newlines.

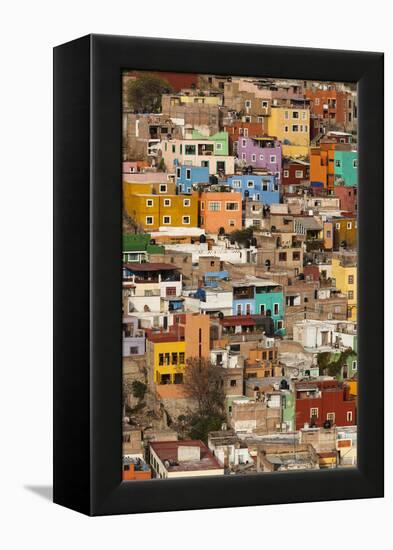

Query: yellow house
left=123, top=181, right=177, bottom=196
left=331, top=257, right=357, bottom=321
left=123, top=192, right=198, bottom=230
left=265, top=106, right=310, bottom=157
left=148, top=336, right=186, bottom=385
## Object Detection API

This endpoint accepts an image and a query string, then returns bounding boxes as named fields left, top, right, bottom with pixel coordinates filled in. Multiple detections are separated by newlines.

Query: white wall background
left=0, top=1, right=390, bottom=547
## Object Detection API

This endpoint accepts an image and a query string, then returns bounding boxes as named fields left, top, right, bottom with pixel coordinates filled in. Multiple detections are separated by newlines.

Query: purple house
left=122, top=316, right=145, bottom=357
left=237, top=136, right=282, bottom=181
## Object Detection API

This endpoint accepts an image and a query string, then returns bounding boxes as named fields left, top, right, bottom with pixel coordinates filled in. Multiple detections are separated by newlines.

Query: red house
left=334, top=185, right=357, bottom=215
left=224, top=121, right=264, bottom=155
left=295, top=380, right=356, bottom=430
left=282, top=159, right=310, bottom=187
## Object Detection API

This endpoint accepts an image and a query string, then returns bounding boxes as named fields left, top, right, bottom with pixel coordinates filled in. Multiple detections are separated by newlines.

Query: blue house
left=226, top=174, right=280, bottom=205
left=175, top=165, right=210, bottom=193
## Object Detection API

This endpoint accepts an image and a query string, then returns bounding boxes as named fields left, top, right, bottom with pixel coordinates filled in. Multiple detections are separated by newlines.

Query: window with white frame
left=243, top=128, right=248, bottom=137
left=164, top=198, right=171, bottom=207
left=245, top=100, right=251, bottom=108
left=232, top=179, right=241, bottom=188
left=336, top=222, right=341, bottom=229
left=347, top=222, right=352, bottom=229
left=244, top=116, right=251, bottom=123
left=186, top=168, right=191, bottom=180
left=229, top=219, right=236, bottom=227
left=183, top=198, right=191, bottom=207
left=292, top=111, right=299, bottom=119
left=283, top=170, right=289, bottom=178
left=352, top=360, right=357, bottom=371
left=225, top=202, right=239, bottom=211
left=242, top=153, right=246, bottom=160
left=326, top=412, right=335, bottom=423
left=159, top=184, right=167, bottom=193
left=270, top=155, right=276, bottom=163
left=259, top=154, right=264, bottom=160
left=242, top=139, right=247, bottom=147
left=146, top=216, right=154, bottom=225
left=273, top=303, right=279, bottom=315
left=315, top=98, right=320, bottom=105
left=353, top=159, right=358, bottom=168
left=292, top=125, right=299, bottom=132
left=347, top=411, right=353, bottom=422
left=251, top=154, right=256, bottom=162
left=295, top=170, right=303, bottom=178
left=215, top=142, right=223, bottom=151
left=208, top=201, right=221, bottom=211
left=262, top=181, right=268, bottom=191
left=284, top=125, right=289, bottom=132
left=163, top=215, right=171, bottom=224
left=176, top=167, right=181, bottom=178
left=335, top=160, right=341, bottom=167
left=146, top=199, right=154, bottom=207
left=200, top=201, right=205, bottom=210
left=182, top=215, right=190, bottom=224
left=301, top=111, right=307, bottom=120
left=247, top=180, right=254, bottom=188
left=284, top=111, right=289, bottom=119
left=304, top=125, right=308, bottom=133
left=262, top=100, right=268, bottom=108
left=310, top=407, right=319, bottom=419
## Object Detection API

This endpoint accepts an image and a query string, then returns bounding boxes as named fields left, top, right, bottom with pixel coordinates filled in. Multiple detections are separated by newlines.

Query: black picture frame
left=53, top=34, right=384, bottom=516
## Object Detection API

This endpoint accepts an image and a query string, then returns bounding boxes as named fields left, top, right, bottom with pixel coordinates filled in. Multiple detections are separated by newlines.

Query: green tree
left=132, top=380, right=147, bottom=400
left=229, top=227, right=253, bottom=247
left=126, top=74, right=173, bottom=113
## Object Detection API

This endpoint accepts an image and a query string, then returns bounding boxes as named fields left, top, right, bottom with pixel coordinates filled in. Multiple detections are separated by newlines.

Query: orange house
left=122, top=461, right=152, bottom=481
left=196, top=191, right=242, bottom=234
left=310, top=143, right=336, bottom=191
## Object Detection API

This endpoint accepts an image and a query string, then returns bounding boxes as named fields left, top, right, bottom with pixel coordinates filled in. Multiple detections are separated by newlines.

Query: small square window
left=183, top=199, right=191, bottom=207
left=182, top=215, right=190, bottom=224
left=163, top=215, right=171, bottom=224
left=159, top=184, right=167, bottom=193
left=146, top=216, right=154, bottom=225
left=146, top=199, right=154, bottom=207
left=164, top=198, right=171, bottom=207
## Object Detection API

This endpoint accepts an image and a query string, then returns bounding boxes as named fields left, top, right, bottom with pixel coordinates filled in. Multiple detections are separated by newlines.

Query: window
left=242, top=139, right=247, bottom=147
left=301, top=111, right=307, bottom=120
left=251, top=154, right=256, bottom=162
left=164, top=198, right=171, bottom=207
left=259, top=154, right=264, bottom=160
left=244, top=116, right=251, bottom=123
left=335, top=160, right=341, bottom=167
left=241, top=153, right=246, bottom=160
left=185, top=144, right=196, bottom=155
left=158, top=353, right=164, bottom=366
left=243, top=128, right=248, bottom=137
left=215, top=142, right=223, bottom=151
left=171, top=352, right=178, bottom=364
left=179, top=352, right=185, bottom=364
left=208, top=201, right=221, bottom=211
left=315, top=98, right=320, bottom=105
left=182, top=215, right=190, bottom=224
left=229, top=219, right=236, bottom=227
left=353, top=159, right=358, bottom=168
left=348, top=291, right=354, bottom=300
left=284, top=125, right=289, bottom=132
left=232, top=179, right=241, bottom=188
left=352, top=360, right=357, bottom=370
left=146, top=199, right=154, bottom=207
left=176, top=167, right=181, bottom=178
left=163, top=215, right=171, bottom=224
left=292, top=251, right=300, bottom=261
left=327, top=412, right=335, bottom=423
left=237, top=304, right=242, bottom=315
left=270, top=155, right=276, bottom=164
left=295, top=170, right=303, bottom=178
left=200, top=201, right=205, bottom=210
left=348, top=275, right=354, bottom=284
left=246, top=303, right=251, bottom=315
left=262, top=100, right=268, bottom=108
left=277, top=320, right=284, bottom=330
left=183, top=198, right=191, bottom=207
left=335, top=222, right=341, bottom=229
left=284, top=111, right=289, bottom=119
left=279, top=252, right=287, bottom=261
left=159, top=184, right=167, bottom=193
left=172, top=144, right=176, bottom=153
left=292, top=125, right=299, bottom=132
left=230, top=379, right=237, bottom=387
left=310, top=408, right=319, bottom=419
left=326, top=230, right=331, bottom=238
left=245, top=100, right=251, bottom=108
left=186, top=168, right=191, bottom=180
left=146, top=216, right=154, bottom=225
left=225, top=202, right=239, bottom=211
left=347, top=222, right=352, bottom=229
left=273, top=303, right=279, bottom=315
left=283, top=170, right=289, bottom=178
left=347, top=411, right=353, bottom=422
left=304, top=125, right=308, bottom=133
left=262, top=181, right=268, bottom=191
left=129, top=347, right=138, bottom=355
left=292, top=111, right=299, bottom=119
left=247, top=180, right=254, bottom=188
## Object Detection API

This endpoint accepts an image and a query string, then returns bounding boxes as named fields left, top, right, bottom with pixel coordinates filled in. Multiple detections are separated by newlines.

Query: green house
left=191, top=130, right=229, bottom=156
left=122, top=234, right=164, bottom=263
left=334, top=150, right=358, bottom=187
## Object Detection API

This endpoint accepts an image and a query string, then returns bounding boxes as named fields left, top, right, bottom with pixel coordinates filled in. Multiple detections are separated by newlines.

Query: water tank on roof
left=199, top=234, right=206, bottom=243
left=280, top=379, right=289, bottom=390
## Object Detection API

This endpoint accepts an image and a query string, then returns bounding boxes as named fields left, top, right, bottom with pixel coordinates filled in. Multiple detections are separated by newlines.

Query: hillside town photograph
left=121, top=70, right=358, bottom=481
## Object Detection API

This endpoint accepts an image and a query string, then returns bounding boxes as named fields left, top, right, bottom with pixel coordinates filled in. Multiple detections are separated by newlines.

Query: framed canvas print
left=53, top=34, right=384, bottom=516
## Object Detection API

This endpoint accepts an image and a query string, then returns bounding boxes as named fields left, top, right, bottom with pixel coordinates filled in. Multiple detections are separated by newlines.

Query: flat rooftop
left=150, top=440, right=223, bottom=472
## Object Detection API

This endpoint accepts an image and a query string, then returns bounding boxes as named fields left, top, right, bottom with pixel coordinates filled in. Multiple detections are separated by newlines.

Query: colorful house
left=175, top=165, right=210, bottom=193
left=122, top=233, right=164, bottom=263
left=124, top=193, right=198, bottom=231
left=265, top=106, right=310, bottom=157
left=196, top=190, right=242, bottom=234
left=333, top=217, right=357, bottom=250
left=236, top=136, right=282, bottom=178
left=331, top=258, right=357, bottom=321
left=226, top=174, right=279, bottom=204
left=334, top=150, right=358, bottom=186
